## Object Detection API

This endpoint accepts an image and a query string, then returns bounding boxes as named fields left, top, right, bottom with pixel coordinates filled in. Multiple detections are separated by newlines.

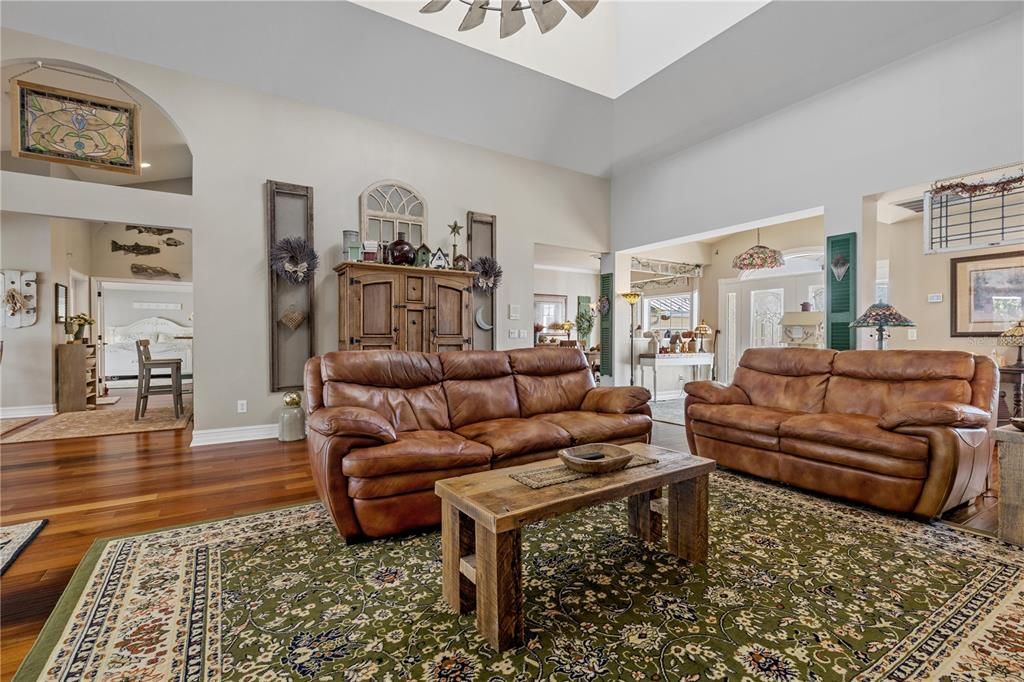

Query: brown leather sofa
left=684, top=348, right=998, bottom=519
left=305, top=347, right=652, bottom=540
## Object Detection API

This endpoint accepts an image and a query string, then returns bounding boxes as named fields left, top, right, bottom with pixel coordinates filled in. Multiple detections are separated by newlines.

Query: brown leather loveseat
left=684, top=348, right=998, bottom=518
left=305, top=347, right=652, bottom=541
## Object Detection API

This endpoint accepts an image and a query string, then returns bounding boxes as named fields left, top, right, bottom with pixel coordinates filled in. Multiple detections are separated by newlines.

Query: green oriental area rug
left=15, top=473, right=1024, bottom=681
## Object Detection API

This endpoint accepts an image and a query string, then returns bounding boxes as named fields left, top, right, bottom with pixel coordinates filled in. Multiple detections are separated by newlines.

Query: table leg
left=667, top=475, right=709, bottom=563
left=441, top=500, right=476, bottom=614
left=627, top=488, right=662, bottom=543
left=1014, top=374, right=1023, bottom=418
left=653, top=363, right=658, bottom=402
left=475, top=523, right=523, bottom=652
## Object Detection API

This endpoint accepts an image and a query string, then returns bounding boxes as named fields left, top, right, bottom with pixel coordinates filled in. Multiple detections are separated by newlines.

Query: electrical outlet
left=237, top=400, right=248, bottom=413
left=907, top=329, right=917, bottom=341
left=927, top=293, right=943, bottom=303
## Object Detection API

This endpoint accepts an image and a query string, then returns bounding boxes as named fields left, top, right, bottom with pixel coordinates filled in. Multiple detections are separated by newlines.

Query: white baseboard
left=0, top=403, right=57, bottom=418
left=190, top=423, right=279, bottom=448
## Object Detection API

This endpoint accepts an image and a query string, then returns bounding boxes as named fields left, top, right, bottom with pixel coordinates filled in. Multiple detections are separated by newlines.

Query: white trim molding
left=190, top=423, right=279, bottom=448
left=0, top=403, right=57, bottom=418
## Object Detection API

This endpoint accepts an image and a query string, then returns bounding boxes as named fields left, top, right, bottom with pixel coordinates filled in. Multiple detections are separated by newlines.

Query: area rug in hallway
left=0, top=417, right=36, bottom=436
left=1, top=519, right=47, bottom=575
left=15, top=474, right=1023, bottom=681
left=1, top=407, right=192, bottom=443
left=650, top=397, right=686, bottom=425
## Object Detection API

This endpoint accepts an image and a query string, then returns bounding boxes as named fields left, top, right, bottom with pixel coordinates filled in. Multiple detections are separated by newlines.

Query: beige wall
left=879, top=215, right=1020, bottom=366
left=1, top=212, right=55, bottom=411
left=2, top=29, right=611, bottom=433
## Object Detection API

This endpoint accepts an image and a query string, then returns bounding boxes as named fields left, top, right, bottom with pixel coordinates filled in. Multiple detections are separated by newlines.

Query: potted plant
left=575, top=307, right=595, bottom=348
left=65, top=313, right=96, bottom=342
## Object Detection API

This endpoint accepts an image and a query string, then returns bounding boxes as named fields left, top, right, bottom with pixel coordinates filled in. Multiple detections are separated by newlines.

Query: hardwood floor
left=0, top=418, right=999, bottom=678
left=0, top=426, right=313, bottom=680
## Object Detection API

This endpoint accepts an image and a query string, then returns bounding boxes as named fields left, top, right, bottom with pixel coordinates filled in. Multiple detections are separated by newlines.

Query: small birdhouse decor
left=415, top=243, right=432, bottom=268
left=430, top=247, right=451, bottom=269
left=452, top=254, right=471, bottom=271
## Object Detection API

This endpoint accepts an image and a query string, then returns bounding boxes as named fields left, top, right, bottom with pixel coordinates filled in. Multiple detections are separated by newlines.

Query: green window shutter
left=826, top=232, right=857, bottom=350
left=599, top=274, right=613, bottom=371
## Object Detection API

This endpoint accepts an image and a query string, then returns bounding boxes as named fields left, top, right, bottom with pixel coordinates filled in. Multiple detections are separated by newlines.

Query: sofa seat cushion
left=456, top=418, right=572, bottom=459
left=532, top=411, right=651, bottom=444
left=348, top=464, right=490, bottom=499
left=342, top=431, right=492, bottom=478
left=779, top=438, right=927, bottom=479
left=779, top=413, right=928, bottom=460
left=689, top=420, right=779, bottom=451
left=687, top=403, right=803, bottom=436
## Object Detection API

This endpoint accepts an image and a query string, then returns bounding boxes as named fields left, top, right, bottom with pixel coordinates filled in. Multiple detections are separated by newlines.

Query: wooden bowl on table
left=558, top=443, right=634, bottom=474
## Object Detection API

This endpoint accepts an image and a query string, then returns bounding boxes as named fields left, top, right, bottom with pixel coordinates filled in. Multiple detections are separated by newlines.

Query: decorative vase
left=74, top=326, right=85, bottom=341
left=800, top=301, right=812, bottom=312
left=388, top=232, right=416, bottom=266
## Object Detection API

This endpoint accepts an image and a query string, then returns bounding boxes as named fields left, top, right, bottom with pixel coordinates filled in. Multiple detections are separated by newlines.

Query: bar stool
left=134, top=339, right=184, bottom=419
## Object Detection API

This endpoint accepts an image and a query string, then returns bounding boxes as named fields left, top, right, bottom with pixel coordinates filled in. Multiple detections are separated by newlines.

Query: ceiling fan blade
left=459, top=0, right=489, bottom=30
left=419, top=0, right=451, bottom=13
left=563, top=0, right=598, bottom=18
left=500, top=0, right=526, bottom=38
left=530, top=0, right=567, bottom=33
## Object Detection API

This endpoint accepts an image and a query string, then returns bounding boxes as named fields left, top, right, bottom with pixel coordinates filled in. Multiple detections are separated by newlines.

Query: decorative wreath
left=270, top=237, right=319, bottom=285
left=597, top=295, right=610, bottom=316
left=471, top=256, right=503, bottom=293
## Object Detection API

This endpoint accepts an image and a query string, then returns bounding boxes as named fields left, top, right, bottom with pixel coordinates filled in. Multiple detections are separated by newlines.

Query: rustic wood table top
left=435, top=443, right=716, bottom=534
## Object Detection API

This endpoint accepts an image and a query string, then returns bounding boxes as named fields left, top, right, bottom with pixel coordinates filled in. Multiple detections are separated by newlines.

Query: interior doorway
left=718, top=249, right=824, bottom=383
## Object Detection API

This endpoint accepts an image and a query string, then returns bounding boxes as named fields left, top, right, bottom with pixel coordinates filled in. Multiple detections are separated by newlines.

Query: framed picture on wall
left=10, top=80, right=140, bottom=175
left=54, top=283, right=68, bottom=325
left=950, top=250, right=1024, bottom=336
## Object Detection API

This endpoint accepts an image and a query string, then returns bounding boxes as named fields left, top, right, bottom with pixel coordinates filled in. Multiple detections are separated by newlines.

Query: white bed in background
left=103, top=316, right=193, bottom=383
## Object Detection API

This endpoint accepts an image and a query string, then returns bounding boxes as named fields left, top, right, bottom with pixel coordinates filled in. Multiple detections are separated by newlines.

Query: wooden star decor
left=449, top=220, right=464, bottom=261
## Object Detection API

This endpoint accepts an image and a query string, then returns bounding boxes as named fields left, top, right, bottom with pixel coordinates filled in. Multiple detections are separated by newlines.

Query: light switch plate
left=508, top=329, right=517, bottom=339
left=907, top=329, right=917, bottom=340
left=927, top=293, right=943, bottom=303
left=520, top=329, right=529, bottom=339
left=508, top=304, right=521, bottom=320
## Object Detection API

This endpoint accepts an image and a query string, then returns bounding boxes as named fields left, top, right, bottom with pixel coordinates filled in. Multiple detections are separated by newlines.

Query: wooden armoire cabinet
left=335, top=262, right=476, bottom=352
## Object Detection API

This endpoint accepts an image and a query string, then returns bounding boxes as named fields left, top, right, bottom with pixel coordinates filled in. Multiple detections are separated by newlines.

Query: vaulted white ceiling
left=352, top=0, right=767, bottom=97
left=2, top=1, right=1018, bottom=178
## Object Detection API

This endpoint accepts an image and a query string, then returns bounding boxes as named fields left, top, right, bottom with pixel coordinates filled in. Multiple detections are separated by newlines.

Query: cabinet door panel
left=350, top=272, right=398, bottom=350
left=404, top=308, right=427, bottom=353
left=431, top=274, right=472, bottom=351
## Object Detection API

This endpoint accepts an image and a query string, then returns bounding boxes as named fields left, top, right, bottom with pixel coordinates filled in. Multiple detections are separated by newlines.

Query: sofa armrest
left=581, top=386, right=651, bottom=414
left=308, top=406, right=397, bottom=442
left=683, top=381, right=750, bottom=405
left=879, top=401, right=991, bottom=430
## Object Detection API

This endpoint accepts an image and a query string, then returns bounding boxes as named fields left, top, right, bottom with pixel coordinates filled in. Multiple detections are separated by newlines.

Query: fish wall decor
left=112, top=240, right=161, bottom=256
left=131, top=264, right=181, bottom=280
left=160, top=237, right=184, bottom=247
left=126, top=225, right=174, bottom=236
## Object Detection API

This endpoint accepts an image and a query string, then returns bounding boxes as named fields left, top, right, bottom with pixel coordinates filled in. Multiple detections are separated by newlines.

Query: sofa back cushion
left=508, top=347, right=595, bottom=417
left=732, top=348, right=837, bottom=413
left=440, top=351, right=521, bottom=429
left=823, top=350, right=975, bottom=417
left=320, top=351, right=449, bottom=431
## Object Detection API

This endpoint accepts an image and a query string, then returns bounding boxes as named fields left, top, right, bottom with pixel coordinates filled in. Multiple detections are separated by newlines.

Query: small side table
left=993, top=425, right=1024, bottom=546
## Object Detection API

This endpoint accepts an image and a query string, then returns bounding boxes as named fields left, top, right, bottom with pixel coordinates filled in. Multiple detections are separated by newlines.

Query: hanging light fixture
left=420, top=0, right=599, bottom=38
left=732, top=229, right=785, bottom=271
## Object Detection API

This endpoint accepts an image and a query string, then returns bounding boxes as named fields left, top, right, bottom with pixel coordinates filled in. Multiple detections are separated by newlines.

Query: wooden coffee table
left=435, top=442, right=715, bottom=651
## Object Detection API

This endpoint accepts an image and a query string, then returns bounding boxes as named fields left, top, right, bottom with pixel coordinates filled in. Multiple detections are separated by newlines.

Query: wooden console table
left=638, top=353, right=714, bottom=401
left=435, top=444, right=715, bottom=651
